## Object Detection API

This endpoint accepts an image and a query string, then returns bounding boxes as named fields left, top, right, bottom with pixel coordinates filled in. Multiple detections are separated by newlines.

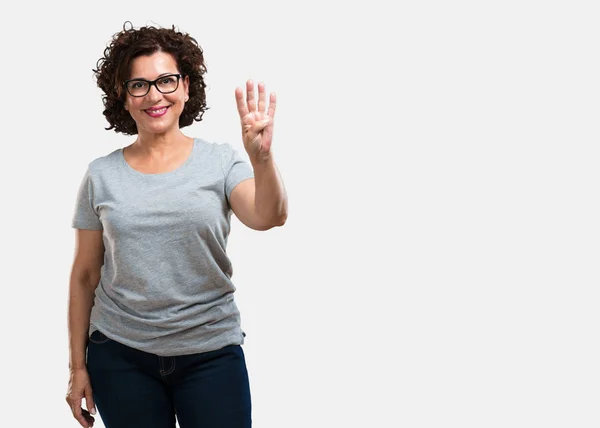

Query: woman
left=65, top=22, right=288, bottom=428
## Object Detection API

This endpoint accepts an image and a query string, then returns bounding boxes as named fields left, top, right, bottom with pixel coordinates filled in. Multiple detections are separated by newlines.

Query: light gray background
left=0, top=1, right=598, bottom=427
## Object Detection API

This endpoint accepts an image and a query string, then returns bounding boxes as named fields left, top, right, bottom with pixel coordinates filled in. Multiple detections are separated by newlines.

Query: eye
left=130, top=81, right=147, bottom=89
left=160, top=76, right=176, bottom=84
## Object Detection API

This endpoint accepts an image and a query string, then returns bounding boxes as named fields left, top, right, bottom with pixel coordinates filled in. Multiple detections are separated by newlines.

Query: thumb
left=85, top=385, right=96, bottom=415
left=245, top=119, right=270, bottom=134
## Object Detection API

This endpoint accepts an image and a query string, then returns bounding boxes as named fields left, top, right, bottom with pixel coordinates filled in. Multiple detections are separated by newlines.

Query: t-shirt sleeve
left=72, top=166, right=103, bottom=230
left=221, top=143, right=254, bottom=202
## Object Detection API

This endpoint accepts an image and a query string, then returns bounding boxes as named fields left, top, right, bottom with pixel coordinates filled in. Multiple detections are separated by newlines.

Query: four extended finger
left=246, top=80, right=256, bottom=112
left=257, top=82, right=267, bottom=113
left=267, top=92, right=276, bottom=119
left=235, top=80, right=277, bottom=147
left=235, top=87, right=249, bottom=118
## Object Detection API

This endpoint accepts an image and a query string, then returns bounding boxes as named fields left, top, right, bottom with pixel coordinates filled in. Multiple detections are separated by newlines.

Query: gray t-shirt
left=72, top=138, right=254, bottom=356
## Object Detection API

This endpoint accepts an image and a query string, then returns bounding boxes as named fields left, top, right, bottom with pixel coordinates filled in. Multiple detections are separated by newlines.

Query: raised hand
left=235, top=80, right=276, bottom=163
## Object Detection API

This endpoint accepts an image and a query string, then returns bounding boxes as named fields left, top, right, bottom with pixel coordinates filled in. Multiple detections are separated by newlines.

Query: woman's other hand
left=66, top=368, right=96, bottom=427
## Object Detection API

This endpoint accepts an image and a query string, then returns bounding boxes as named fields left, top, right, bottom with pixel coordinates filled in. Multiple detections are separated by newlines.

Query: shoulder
left=193, top=137, right=233, bottom=154
left=191, top=137, right=238, bottom=168
left=85, top=148, right=122, bottom=177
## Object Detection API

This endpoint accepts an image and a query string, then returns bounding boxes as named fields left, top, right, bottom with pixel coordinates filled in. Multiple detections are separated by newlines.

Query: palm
left=235, top=80, right=276, bottom=162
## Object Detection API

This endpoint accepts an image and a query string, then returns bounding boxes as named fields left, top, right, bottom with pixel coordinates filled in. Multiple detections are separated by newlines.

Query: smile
left=144, top=106, right=169, bottom=117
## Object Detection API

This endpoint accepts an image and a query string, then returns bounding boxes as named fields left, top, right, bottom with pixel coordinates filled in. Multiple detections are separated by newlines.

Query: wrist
left=69, top=356, right=87, bottom=371
left=250, top=153, right=274, bottom=169
left=69, top=364, right=87, bottom=372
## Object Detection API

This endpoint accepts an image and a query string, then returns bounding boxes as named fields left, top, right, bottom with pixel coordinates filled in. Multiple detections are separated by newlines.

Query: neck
left=133, top=129, right=191, bottom=156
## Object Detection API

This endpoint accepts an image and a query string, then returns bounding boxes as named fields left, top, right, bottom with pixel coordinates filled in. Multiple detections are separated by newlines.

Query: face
left=124, top=51, right=189, bottom=136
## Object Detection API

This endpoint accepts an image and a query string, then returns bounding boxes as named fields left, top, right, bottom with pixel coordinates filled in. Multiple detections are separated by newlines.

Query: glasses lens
left=127, top=80, right=149, bottom=97
left=156, top=75, right=179, bottom=94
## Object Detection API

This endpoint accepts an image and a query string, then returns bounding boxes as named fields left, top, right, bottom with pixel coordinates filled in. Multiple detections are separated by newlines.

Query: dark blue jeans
left=86, top=330, right=252, bottom=428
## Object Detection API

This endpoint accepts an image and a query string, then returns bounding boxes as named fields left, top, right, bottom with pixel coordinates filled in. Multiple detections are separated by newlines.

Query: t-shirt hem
left=72, top=222, right=103, bottom=230
left=226, top=174, right=255, bottom=200
left=89, top=324, right=246, bottom=357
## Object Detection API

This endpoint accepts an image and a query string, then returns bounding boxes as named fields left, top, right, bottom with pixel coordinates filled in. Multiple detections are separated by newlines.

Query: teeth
left=147, top=107, right=166, bottom=114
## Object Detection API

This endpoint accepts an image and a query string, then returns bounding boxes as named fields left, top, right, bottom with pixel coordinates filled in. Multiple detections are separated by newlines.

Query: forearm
left=67, top=276, right=96, bottom=370
left=251, top=155, right=288, bottom=226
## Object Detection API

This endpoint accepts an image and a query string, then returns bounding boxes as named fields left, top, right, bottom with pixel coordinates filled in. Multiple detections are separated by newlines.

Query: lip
left=144, top=106, right=170, bottom=118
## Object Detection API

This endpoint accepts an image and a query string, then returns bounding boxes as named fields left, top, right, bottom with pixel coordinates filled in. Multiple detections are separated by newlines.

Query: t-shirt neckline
left=120, top=138, right=197, bottom=178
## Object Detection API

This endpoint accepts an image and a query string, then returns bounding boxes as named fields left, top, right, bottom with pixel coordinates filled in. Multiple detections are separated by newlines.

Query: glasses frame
left=123, top=73, right=184, bottom=97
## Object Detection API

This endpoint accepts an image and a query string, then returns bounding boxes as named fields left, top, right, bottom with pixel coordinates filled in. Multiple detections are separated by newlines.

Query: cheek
left=126, top=98, right=139, bottom=109
left=168, top=93, right=184, bottom=103
left=126, top=100, right=145, bottom=117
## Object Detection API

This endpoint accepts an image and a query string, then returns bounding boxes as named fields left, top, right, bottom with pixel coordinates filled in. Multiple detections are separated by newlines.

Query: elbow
left=271, top=206, right=288, bottom=227
left=261, top=212, right=287, bottom=230
left=252, top=203, right=288, bottom=230
left=275, top=201, right=288, bottom=227
left=274, top=212, right=287, bottom=227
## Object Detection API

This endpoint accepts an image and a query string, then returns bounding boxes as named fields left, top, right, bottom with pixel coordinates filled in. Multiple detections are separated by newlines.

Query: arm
left=232, top=80, right=288, bottom=230
left=230, top=156, right=288, bottom=231
left=67, top=229, right=104, bottom=370
left=66, top=229, right=104, bottom=426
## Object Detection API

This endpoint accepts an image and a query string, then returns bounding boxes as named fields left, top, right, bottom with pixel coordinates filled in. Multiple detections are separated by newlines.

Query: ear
left=183, top=75, right=190, bottom=100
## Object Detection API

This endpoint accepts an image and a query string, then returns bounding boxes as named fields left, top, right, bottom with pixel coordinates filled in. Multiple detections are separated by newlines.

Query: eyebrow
left=128, top=72, right=179, bottom=81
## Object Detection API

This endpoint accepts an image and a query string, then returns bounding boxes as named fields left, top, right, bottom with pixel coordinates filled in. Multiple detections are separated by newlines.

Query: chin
left=141, top=120, right=178, bottom=135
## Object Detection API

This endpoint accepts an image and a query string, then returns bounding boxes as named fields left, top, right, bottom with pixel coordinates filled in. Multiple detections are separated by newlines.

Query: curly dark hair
left=93, top=22, right=209, bottom=135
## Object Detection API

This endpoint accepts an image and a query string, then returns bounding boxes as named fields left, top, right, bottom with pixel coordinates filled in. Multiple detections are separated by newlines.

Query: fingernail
left=91, top=407, right=96, bottom=415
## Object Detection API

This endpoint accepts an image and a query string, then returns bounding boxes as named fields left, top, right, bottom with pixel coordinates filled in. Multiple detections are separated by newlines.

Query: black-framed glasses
left=123, top=74, right=183, bottom=97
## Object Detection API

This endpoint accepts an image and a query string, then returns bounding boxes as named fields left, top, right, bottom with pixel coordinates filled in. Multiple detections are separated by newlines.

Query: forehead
left=129, top=52, right=178, bottom=79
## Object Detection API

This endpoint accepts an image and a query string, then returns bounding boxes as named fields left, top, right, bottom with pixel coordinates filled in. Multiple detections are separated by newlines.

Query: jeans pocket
left=88, top=329, right=111, bottom=345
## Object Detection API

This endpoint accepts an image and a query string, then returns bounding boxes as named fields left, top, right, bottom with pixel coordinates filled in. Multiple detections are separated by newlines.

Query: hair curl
left=93, top=22, right=209, bottom=135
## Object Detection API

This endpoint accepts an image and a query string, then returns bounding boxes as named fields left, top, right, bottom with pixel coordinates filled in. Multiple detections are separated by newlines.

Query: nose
left=146, top=83, right=163, bottom=102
